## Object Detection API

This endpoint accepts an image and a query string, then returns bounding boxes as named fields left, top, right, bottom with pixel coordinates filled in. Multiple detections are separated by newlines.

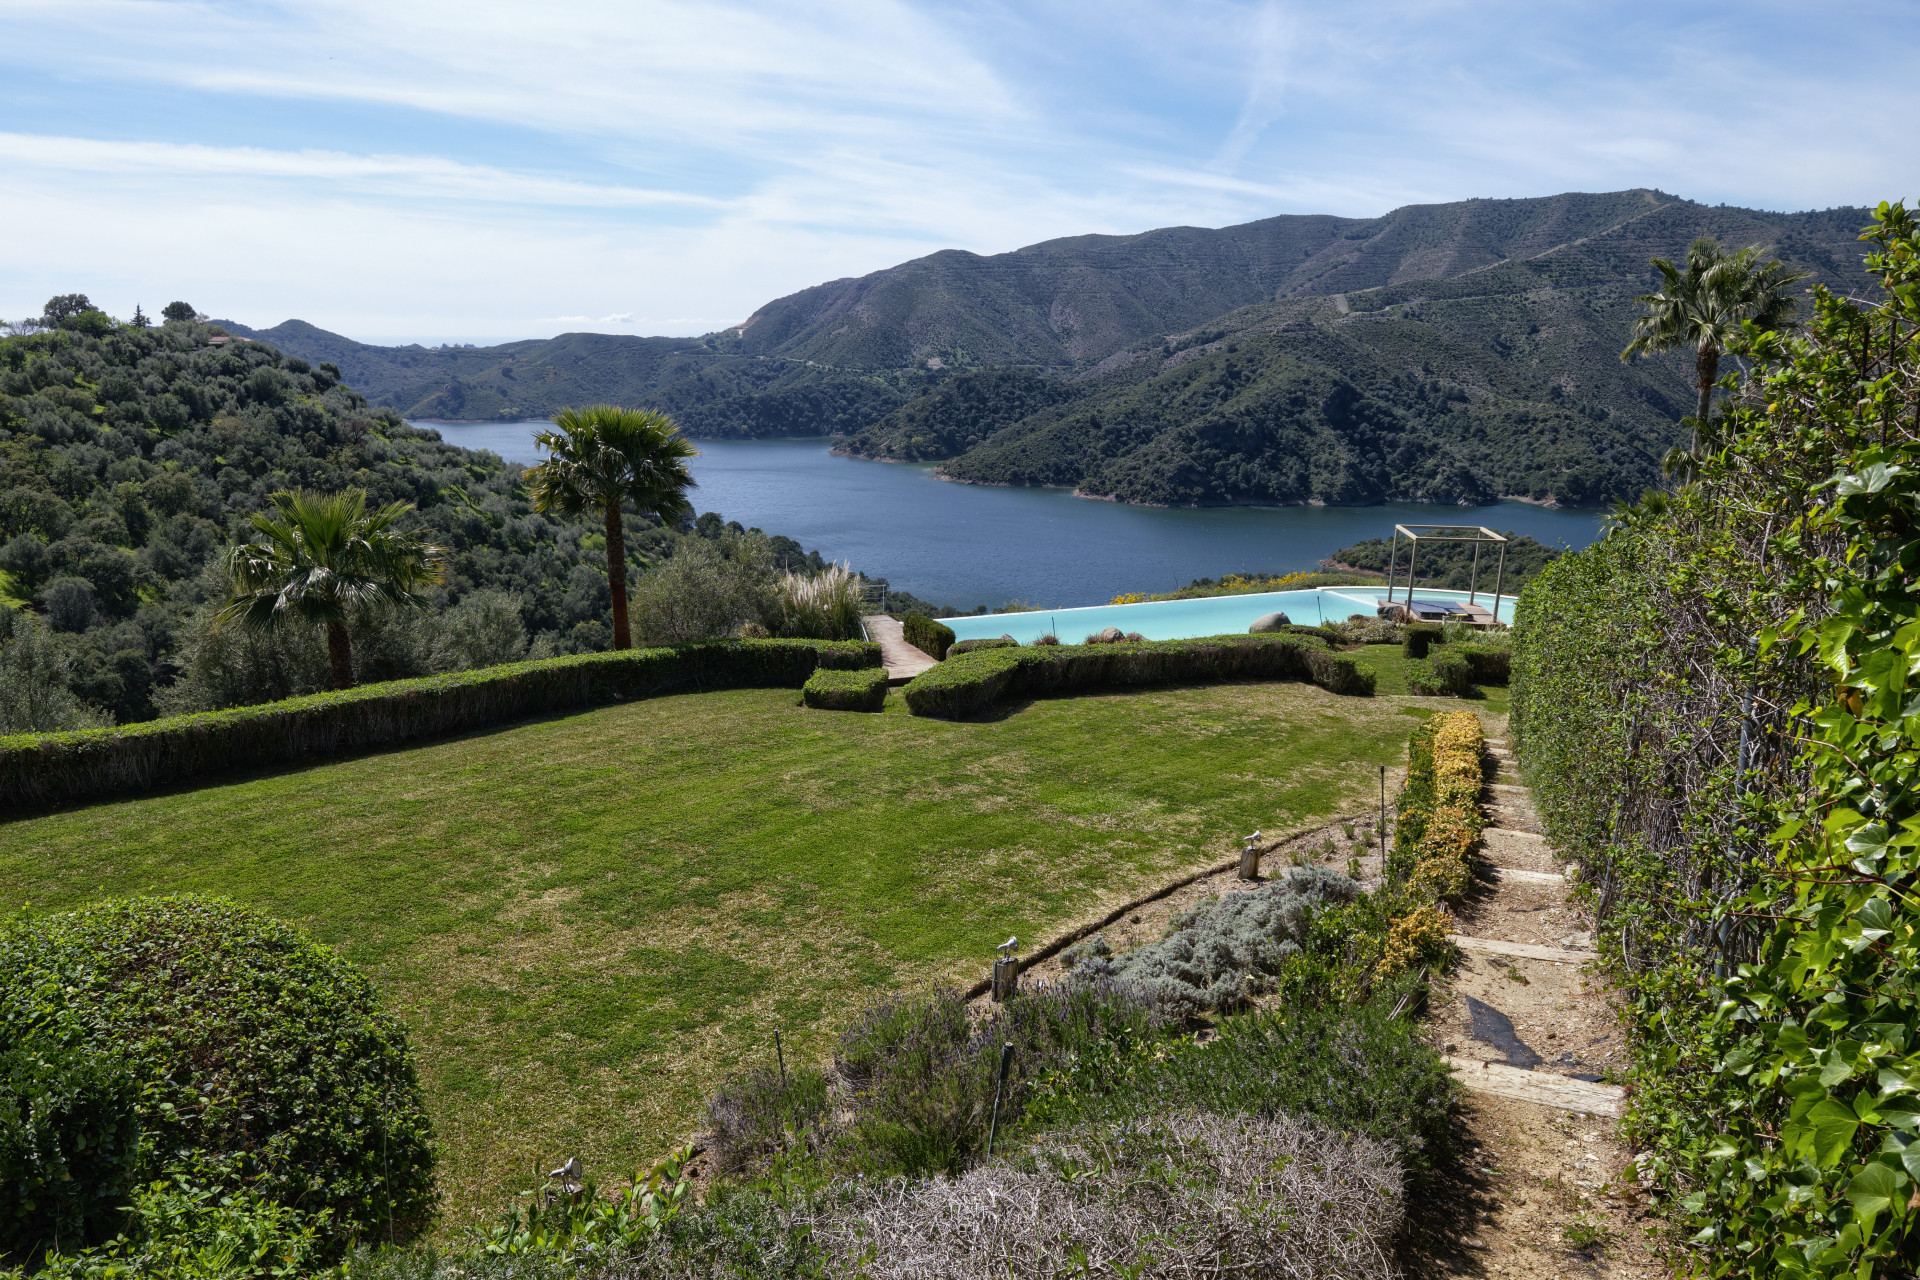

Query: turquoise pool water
left=942, top=586, right=1513, bottom=645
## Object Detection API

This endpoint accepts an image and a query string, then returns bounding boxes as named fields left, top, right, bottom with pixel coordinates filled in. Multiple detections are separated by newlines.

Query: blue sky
left=2, top=0, right=1913, bottom=344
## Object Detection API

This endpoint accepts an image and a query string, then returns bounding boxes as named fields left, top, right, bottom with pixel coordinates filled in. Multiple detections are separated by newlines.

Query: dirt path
left=1412, top=717, right=1668, bottom=1278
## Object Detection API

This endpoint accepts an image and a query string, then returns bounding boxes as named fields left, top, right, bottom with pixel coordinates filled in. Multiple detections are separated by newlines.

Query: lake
left=423, top=423, right=1607, bottom=610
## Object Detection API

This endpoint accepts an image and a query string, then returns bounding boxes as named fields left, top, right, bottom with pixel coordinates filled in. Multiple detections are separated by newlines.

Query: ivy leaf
left=1856, top=897, right=1894, bottom=936
left=1845, top=1160, right=1899, bottom=1223
left=1809, top=1098, right=1862, bottom=1166
left=1820, top=1054, right=1856, bottom=1087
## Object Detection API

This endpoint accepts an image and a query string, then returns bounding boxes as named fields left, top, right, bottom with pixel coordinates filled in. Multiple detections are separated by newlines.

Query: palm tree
left=1621, top=237, right=1808, bottom=454
left=527, top=405, right=698, bottom=649
left=216, top=489, right=446, bottom=690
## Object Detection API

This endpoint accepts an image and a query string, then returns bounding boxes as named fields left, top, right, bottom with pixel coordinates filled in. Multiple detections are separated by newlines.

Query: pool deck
left=862, top=615, right=939, bottom=684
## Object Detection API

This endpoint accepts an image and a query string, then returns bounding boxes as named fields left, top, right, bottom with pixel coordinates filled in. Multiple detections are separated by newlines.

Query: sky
left=2, top=0, right=1914, bottom=345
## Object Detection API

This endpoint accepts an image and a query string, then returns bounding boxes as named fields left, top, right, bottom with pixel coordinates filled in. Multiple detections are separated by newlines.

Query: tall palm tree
left=527, top=405, right=698, bottom=649
left=216, top=489, right=447, bottom=690
left=1621, top=237, right=1808, bottom=454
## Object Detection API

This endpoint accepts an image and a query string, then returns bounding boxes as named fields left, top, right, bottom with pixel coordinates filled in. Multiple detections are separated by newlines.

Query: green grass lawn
left=0, top=678, right=1431, bottom=1231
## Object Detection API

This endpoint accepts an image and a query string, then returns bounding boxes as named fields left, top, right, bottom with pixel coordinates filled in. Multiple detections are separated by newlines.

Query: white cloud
left=0, top=0, right=1912, bottom=338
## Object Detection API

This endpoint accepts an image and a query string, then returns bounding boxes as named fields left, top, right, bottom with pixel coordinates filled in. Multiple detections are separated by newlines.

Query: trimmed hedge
left=1457, top=644, right=1511, bottom=685
left=899, top=614, right=956, bottom=661
left=802, top=667, right=889, bottom=712
left=0, top=638, right=879, bottom=812
left=1, top=1040, right=141, bottom=1261
left=1427, top=649, right=1477, bottom=697
left=949, top=637, right=1015, bottom=655
left=1402, top=622, right=1444, bottom=659
left=0, top=897, right=437, bottom=1253
left=901, top=634, right=1372, bottom=720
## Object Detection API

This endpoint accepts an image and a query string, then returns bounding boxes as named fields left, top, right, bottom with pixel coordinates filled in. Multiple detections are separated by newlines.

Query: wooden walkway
left=861, top=615, right=939, bottom=684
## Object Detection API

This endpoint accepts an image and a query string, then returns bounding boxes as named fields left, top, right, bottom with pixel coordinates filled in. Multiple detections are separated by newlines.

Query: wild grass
left=0, top=680, right=1421, bottom=1233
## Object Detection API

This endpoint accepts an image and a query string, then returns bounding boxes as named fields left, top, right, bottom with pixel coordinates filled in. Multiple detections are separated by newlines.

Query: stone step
left=1450, top=934, right=1597, bottom=964
left=1444, top=1055, right=1625, bottom=1117
left=1485, top=827, right=1547, bottom=843
left=1493, top=866, right=1565, bottom=886
left=1486, top=782, right=1528, bottom=795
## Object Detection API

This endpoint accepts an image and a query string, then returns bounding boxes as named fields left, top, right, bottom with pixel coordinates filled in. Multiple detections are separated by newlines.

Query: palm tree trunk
left=605, top=502, right=630, bottom=649
left=326, top=619, right=355, bottom=689
left=1692, top=345, right=1721, bottom=454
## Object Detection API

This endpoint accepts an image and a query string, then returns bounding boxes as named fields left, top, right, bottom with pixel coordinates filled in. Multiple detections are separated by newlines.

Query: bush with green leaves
left=1510, top=203, right=1920, bottom=1273
left=899, top=613, right=955, bottom=661
left=901, top=634, right=1370, bottom=719
left=1, top=638, right=879, bottom=810
left=1061, top=865, right=1361, bottom=1017
left=1401, top=622, right=1443, bottom=658
left=0, top=1041, right=141, bottom=1263
left=801, top=666, right=888, bottom=712
left=832, top=984, right=1166, bottom=1178
left=0, top=897, right=436, bottom=1253
left=24, top=1170, right=327, bottom=1280
left=947, top=637, right=1014, bottom=655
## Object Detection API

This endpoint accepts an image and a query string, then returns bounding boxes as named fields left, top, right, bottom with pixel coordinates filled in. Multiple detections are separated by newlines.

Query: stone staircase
left=1438, top=736, right=1625, bottom=1118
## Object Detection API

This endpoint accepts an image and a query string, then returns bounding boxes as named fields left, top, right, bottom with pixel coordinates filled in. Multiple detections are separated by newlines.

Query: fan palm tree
left=1621, top=237, right=1808, bottom=454
left=527, top=405, right=698, bottom=649
left=216, top=489, right=447, bottom=690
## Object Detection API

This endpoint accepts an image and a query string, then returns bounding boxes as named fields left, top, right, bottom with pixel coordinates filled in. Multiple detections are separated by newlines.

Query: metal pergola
left=1382, top=525, right=1509, bottom=620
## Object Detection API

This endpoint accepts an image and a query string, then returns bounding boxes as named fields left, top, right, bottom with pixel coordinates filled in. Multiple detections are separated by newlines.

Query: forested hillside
left=0, top=306, right=839, bottom=728
left=214, top=320, right=932, bottom=439
left=233, top=190, right=1874, bottom=508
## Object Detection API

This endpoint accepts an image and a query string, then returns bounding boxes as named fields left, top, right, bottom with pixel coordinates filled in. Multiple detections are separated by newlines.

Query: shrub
left=801, top=666, right=888, bottom=712
left=1457, top=643, right=1511, bottom=685
left=1391, top=712, right=1483, bottom=901
left=705, top=1067, right=831, bottom=1178
left=28, top=1171, right=328, bottom=1280
left=0, top=1041, right=141, bottom=1262
left=0, top=638, right=879, bottom=810
left=773, top=564, right=864, bottom=641
left=899, top=614, right=955, bottom=660
left=835, top=984, right=1164, bottom=1177
left=0, top=897, right=437, bottom=1252
left=1402, top=621, right=1443, bottom=658
left=1426, top=647, right=1477, bottom=697
left=814, top=1111, right=1403, bottom=1280
left=1024, top=995, right=1455, bottom=1169
left=1062, top=865, right=1361, bottom=1016
left=901, top=635, right=1369, bottom=720
left=947, top=637, right=1014, bottom=655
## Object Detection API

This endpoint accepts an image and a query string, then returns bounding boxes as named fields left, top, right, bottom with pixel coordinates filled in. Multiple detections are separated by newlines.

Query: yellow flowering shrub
left=1377, top=904, right=1453, bottom=978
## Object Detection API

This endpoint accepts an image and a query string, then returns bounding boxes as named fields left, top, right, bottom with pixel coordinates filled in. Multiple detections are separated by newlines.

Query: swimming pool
left=942, top=586, right=1514, bottom=645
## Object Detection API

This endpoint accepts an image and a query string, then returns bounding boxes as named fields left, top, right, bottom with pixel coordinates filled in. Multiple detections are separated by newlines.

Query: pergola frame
left=1382, top=525, right=1509, bottom=619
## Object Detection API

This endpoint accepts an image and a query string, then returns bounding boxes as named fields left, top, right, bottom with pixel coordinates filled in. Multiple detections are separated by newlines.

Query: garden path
left=1415, top=728, right=1668, bottom=1278
left=862, top=614, right=939, bottom=683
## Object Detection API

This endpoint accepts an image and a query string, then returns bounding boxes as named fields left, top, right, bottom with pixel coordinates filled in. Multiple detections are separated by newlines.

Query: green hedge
left=949, top=637, right=1015, bottom=655
left=0, top=897, right=436, bottom=1254
left=1, top=639, right=879, bottom=812
left=1457, top=644, right=1511, bottom=685
left=899, top=614, right=956, bottom=661
left=1, top=1041, right=141, bottom=1262
left=1402, top=622, right=1444, bottom=659
left=802, top=667, right=889, bottom=712
left=901, top=634, right=1372, bottom=719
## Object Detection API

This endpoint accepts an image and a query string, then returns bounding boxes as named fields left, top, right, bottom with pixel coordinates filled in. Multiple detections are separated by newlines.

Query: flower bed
left=1393, top=710, right=1485, bottom=902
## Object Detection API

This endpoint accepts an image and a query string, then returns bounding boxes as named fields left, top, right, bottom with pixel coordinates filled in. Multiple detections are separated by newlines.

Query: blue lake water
left=423, top=423, right=1607, bottom=610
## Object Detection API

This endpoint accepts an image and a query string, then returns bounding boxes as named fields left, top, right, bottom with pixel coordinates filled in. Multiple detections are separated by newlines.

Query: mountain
left=233, top=189, right=1877, bottom=507
left=839, top=192, right=1874, bottom=505
left=212, top=320, right=933, bottom=437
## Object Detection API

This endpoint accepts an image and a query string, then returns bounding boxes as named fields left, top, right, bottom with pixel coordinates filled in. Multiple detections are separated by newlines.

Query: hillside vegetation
left=242, top=190, right=1872, bottom=509
left=0, top=309, right=839, bottom=727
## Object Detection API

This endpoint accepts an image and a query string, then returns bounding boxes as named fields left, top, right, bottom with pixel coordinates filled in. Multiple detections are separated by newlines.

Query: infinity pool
left=942, top=586, right=1513, bottom=645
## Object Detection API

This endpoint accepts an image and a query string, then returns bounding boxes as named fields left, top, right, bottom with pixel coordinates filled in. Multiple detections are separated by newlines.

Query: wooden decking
left=862, top=615, right=939, bottom=684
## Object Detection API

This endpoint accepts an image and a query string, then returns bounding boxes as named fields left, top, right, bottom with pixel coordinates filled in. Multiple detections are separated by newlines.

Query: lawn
left=0, top=677, right=1428, bottom=1232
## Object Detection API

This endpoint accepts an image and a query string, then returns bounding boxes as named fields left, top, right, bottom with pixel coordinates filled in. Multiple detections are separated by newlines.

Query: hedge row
left=1, top=639, right=880, bottom=811
left=1409, top=643, right=1512, bottom=697
left=1391, top=710, right=1484, bottom=901
left=900, top=634, right=1372, bottom=719
left=802, top=667, right=889, bottom=712
left=950, top=637, right=1015, bottom=655
left=899, top=614, right=956, bottom=661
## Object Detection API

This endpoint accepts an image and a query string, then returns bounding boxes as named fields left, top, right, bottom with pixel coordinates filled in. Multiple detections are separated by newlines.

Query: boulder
left=1095, top=627, right=1126, bottom=644
left=1249, top=612, right=1291, bottom=633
